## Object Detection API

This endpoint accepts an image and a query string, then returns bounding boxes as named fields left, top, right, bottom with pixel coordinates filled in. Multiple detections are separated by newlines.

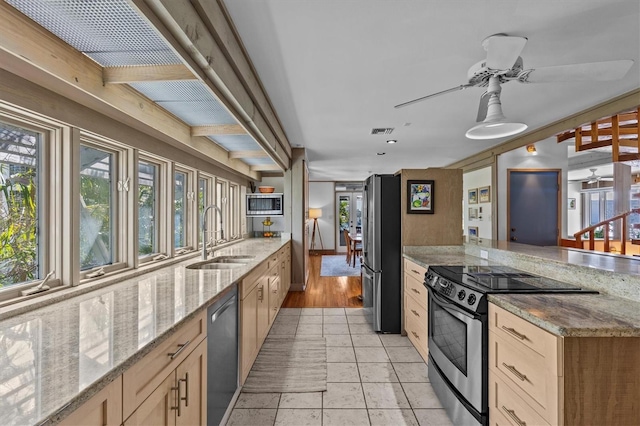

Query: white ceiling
left=223, top=0, right=640, bottom=181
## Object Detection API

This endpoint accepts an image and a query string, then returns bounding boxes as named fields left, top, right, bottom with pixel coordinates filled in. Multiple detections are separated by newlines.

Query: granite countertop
left=0, top=237, right=289, bottom=426
left=402, top=246, right=640, bottom=338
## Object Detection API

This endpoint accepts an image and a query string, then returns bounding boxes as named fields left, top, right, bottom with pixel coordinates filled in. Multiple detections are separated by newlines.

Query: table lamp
left=309, top=208, right=324, bottom=251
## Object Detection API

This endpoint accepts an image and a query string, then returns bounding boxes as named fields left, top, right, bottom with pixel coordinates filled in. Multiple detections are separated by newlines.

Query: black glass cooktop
left=430, top=265, right=598, bottom=294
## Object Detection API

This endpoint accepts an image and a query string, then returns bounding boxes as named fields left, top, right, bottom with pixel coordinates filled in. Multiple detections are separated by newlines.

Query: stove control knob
left=457, top=290, right=466, bottom=301
left=467, top=294, right=477, bottom=305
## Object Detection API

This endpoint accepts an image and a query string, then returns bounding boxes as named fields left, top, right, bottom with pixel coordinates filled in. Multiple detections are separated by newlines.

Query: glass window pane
left=216, top=181, right=223, bottom=239
left=174, top=171, right=186, bottom=248
left=229, top=185, right=236, bottom=237
left=198, top=178, right=207, bottom=245
left=0, top=122, right=39, bottom=287
left=138, top=160, right=158, bottom=257
left=589, top=193, right=600, bottom=226
left=80, top=145, right=113, bottom=270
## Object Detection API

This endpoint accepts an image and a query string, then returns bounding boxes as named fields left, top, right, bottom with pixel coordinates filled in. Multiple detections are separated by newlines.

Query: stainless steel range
left=424, top=265, right=598, bottom=426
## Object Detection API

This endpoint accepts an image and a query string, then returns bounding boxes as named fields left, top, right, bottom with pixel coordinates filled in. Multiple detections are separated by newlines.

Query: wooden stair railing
left=574, top=208, right=640, bottom=254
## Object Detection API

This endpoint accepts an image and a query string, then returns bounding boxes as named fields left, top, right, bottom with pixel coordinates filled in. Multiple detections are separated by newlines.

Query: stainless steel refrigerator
left=361, top=174, right=401, bottom=333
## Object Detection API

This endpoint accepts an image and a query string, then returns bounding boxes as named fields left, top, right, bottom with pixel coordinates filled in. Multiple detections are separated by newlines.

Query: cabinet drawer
left=490, top=371, right=550, bottom=426
left=268, top=263, right=280, bottom=285
left=240, top=260, right=268, bottom=299
left=404, top=259, right=427, bottom=282
left=267, top=253, right=279, bottom=269
left=489, top=331, right=558, bottom=423
left=404, top=272, right=427, bottom=308
left=404, top=290, right=427, bottom=326
left=404, top=298, right=428, bottom=362
left=489, top=303, right=559, bottom=371
left=122, top=310, right=206, bottom=420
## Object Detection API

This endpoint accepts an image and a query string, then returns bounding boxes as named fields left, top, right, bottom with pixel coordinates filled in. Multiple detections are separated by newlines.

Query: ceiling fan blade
left=523, top=60, right=634, bottom=83
left=394, top=84, right=473, bottom=109
left=484, top=34, right=528, bottom=70
left=476, top=91, right=491, bottom=122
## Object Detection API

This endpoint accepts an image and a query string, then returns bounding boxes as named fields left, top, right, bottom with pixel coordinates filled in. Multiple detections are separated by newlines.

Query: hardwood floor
left=282, top=252, right=363, bottom=308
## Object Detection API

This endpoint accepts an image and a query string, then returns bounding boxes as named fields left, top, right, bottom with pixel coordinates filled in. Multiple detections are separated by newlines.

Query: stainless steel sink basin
left=186, top=255, right=255, bottom=270
left=212, top=255, right=255, bottom=262
left=187, top=262, right=245, bottom=270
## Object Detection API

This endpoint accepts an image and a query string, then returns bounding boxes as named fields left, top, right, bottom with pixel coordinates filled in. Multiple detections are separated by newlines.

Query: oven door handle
left=429, top=287, right=480, bottom=320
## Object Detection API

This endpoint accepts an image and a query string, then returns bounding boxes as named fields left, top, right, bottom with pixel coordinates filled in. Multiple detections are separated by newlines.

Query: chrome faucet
left=202, top=204, right=224, bottom=260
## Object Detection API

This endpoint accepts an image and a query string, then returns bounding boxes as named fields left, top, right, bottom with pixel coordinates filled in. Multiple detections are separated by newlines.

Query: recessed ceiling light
left=386, top=140, right=397, bottom=144
left=377, top=152, right=386, bottom=156
left=403, top=122, right=412, bottom=127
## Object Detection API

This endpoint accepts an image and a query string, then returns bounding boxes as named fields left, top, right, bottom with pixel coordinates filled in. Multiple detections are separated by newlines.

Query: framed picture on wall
left=479, top=186, right=491, bottom=203
left=407, top=180, right=435, bottom=214
left=468, top=188, right=478, bottom=204
left=568, top=198, right=576, bottom=210
left=468, top=226, right=479, bottom=242
left=469, top=207, right=478, bottom=219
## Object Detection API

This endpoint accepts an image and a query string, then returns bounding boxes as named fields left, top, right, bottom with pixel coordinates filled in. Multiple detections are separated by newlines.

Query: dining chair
left=352, top=234, right=363, bottom=268
left=343, top=229, right=353, bottom=265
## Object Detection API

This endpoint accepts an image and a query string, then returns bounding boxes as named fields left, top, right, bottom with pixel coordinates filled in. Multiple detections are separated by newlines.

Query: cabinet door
left=257, top=278, right=270, bottom=343
left=124, top=373, right=176, bottom=426
left=269, top=278, right=280, bottom=324
left=60, top=376, right=122, bottom=426
left=240, top=284, right=259, bottom=384
left=176, top=340, right=207, bottom=426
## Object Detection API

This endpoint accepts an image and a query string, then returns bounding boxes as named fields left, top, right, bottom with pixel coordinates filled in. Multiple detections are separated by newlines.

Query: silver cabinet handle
left=168, top=340, right=191, bottom=360
left=501, top=326, right=527, bottom=341
left=181, top=373, right=189, bottom=407
left=411, top=309, right=420, bottom=317
left=258, top=285, right=264, bottom=301
left=502, top=405, right=527, bottom=426
left=171, top=382, right=182, bottom=417
left=502, top=362, right=528, bottom=382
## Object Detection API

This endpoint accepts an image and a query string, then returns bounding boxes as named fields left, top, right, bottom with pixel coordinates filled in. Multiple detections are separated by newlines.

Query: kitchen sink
left=186, top=255, right=255, bottom=270
left=212, top=255, right=256, bottom=262
left=187, top=262, right=245, bottom=270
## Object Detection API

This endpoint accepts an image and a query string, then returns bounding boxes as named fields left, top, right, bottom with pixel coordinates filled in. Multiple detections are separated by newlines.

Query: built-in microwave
left=246, top=193, right=284, bottom=216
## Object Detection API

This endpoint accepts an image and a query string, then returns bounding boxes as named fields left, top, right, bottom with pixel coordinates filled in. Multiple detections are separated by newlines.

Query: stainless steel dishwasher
left=207, top=286, right=238, bottom=426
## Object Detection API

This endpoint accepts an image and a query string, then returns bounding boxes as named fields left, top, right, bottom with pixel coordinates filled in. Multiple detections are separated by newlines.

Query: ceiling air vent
left=371, top=127, right=394, bottom=135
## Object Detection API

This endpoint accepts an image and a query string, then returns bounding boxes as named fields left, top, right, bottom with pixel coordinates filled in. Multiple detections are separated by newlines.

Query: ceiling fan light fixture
left=465, top=93, right=527, bottom=140
left=526, top=144, right=537, bottom=155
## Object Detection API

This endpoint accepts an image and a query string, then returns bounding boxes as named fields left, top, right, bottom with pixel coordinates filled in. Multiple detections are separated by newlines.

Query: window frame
left=137, top=154, right=168, bottom=264
left=173, top=164, right=196, bottom=255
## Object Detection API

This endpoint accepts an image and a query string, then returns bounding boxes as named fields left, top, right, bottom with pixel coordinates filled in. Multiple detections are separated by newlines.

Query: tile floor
left=226, top=308, right=453, bottom=426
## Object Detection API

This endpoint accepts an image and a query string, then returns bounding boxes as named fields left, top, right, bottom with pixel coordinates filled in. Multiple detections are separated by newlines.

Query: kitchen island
left=403, top=243, right=640, bottom=425
left=0, top=237, right=290, bottom=426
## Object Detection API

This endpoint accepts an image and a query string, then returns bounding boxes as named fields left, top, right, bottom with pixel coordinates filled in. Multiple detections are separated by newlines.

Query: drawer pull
left=411, top=288, right=421, bottom=294
left=411, top=331, right=420, bottom=340
left=502, top=362, right=528, bottom=382
left=501, top=326, right=527, bottom=341
left=411, top=269, right=421, bottom=275
left=171, top=383, right=182, bottom=416
left=258, top=286, right=264, bottom=301
left=273, top=290, right=278, bottom=294
left=501, top=405, right=527, bottom=426
left=168, top=340, right=191, bottom=360
left=411, top=309, right=420, bottom=317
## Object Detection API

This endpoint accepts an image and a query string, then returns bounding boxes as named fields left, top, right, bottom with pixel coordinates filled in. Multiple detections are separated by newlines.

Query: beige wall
left=399, top=168, right=463, bottom=246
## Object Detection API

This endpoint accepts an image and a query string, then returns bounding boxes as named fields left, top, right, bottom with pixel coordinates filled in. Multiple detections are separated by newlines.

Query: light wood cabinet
left=124, top=339, right=207, bottom=426
left=122, top=311, right=207, bottom=420
left=403, top=258, right=428, bottom=362
left=59, top=376, right=122, bottom=426
left=489, top=303, right=640, bottom=425
left=239, top=245, right=290, bottom=384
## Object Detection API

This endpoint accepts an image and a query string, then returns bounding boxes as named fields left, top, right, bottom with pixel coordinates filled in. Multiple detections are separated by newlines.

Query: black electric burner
left=424, top=265, right=598, bottom=314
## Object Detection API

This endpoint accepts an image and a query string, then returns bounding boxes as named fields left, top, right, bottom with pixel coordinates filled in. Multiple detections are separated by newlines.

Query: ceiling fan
left=585, top=168, right=613, bottom=184
left=395, top=34, right=634, bottom=140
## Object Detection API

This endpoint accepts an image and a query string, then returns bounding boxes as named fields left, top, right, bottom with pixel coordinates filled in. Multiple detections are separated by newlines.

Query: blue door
left=508, top=170, right=559, bottom=246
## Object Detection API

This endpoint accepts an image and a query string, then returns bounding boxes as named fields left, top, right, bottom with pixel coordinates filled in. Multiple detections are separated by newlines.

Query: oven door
left=428, top=288, right=484, bottom=414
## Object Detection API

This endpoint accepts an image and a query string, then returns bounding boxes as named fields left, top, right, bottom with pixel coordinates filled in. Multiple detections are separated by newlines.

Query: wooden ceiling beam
left=103, top=64, right=195, bottom=83
left=228, top=150, right=268, bottom=159
left=191, top=124, right=246, bottom=136
left=250, top=164, right=282, bottom=172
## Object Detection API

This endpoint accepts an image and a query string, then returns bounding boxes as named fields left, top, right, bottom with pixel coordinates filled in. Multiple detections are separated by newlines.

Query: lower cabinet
left=403, top=258, right=429, bottom=362
left=124, top=339, right=207, bottom=426
left=489, top=302, right=640, bottom=425
left=59, top=376, right=122, bottom=426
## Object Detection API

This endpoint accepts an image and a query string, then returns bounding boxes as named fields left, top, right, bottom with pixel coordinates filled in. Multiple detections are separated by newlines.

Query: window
left=198, top=175, right=211, bottom=247
left=174, top=170, right=187, bottom=249
left=138, top=159, right=159, bottom=258
left=229, top=183, right=239, bottom=239
left=79, top=145, right=114, bottom=270
left=216, top=179, right=227, bottom=241
left=0, top=121, right=40, bottom=288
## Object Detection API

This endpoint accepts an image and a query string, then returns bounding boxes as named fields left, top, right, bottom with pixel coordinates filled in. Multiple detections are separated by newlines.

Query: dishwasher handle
left=211, top=295, right=237, bottom=323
